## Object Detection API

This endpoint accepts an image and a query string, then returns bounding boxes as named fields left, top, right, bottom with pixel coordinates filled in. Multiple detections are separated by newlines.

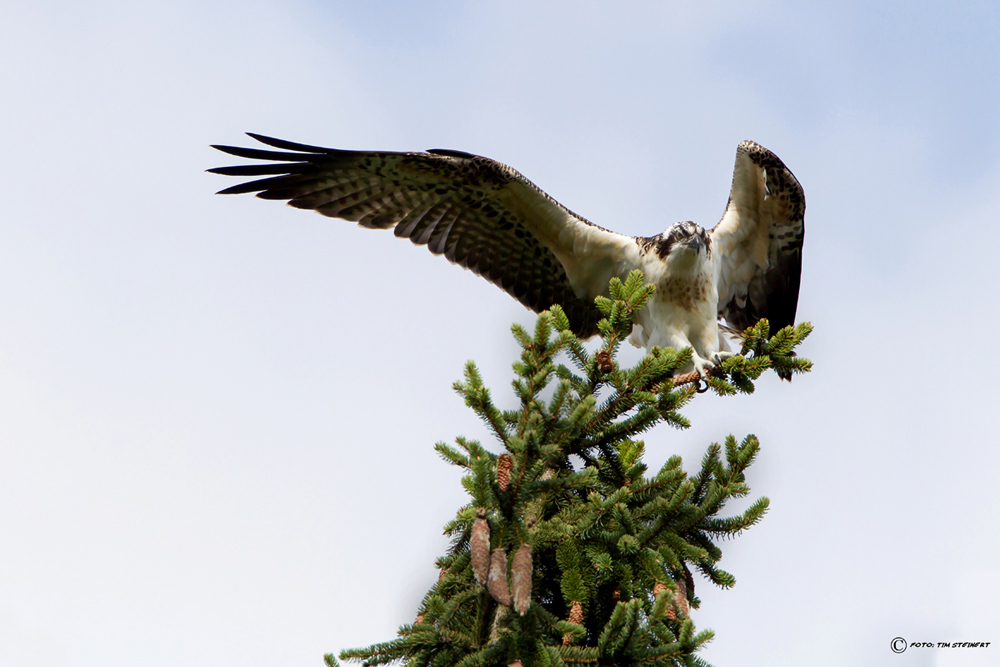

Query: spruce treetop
left=328, top=270, right=811, bottom=667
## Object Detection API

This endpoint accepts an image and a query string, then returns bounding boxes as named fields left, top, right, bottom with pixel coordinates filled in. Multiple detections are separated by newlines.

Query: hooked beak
left=683, top=235, right=705, bottom=252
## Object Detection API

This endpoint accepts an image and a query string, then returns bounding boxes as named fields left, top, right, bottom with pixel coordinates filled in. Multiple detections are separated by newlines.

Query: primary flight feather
left=210, top=134, right=804, bottom=378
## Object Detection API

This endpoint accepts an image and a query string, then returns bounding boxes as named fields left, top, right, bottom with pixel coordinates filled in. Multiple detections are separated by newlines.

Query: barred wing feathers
left=210, top=134, right=640, bottom=337
left=711, top=140, right=805, bottom=333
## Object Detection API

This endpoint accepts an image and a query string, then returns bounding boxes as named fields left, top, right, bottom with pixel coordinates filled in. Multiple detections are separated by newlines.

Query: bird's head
left=665, top=221, right=711, bottom=258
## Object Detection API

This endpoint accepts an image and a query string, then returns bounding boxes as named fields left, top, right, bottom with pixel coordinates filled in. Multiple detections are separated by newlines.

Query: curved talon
left=696, top=378, right=709, bottom=393
left=712, top=351, right=736, bottom=367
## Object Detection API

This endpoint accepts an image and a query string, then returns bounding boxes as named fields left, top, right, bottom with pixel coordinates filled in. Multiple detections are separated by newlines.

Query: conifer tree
left=326, top=270, right=811, bottom=667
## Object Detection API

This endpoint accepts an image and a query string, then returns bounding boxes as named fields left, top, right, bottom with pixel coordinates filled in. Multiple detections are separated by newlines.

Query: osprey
left=210, top=135, right=804, bottom=377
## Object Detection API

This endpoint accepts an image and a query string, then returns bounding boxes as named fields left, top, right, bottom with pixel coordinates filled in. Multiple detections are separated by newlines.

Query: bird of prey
left=210, top=135, right=804, bottom=377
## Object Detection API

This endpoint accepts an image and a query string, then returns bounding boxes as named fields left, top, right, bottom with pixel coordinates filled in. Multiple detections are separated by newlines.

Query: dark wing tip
left=209, top=133, right=341, bottom=195
left=211, top=132, right=342, bottom=160
left=209, top=163, right=314, bottom=177
left=214, top=181, right=270, bottom=196
left=210, top=143, right=254, bottom=158
left=244, top=132, right=339, bottom=154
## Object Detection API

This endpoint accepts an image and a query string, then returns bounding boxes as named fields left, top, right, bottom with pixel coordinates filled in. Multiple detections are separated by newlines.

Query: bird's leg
left=691, top=351, right=737, bottom=380
left=691, top=352, right=717, bottom=380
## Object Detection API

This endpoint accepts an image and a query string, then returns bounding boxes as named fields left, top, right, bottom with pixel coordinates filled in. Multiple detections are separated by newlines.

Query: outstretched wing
left=711, top=140, right=805, bottom=333
left=209, top=134, right=640, bottom=337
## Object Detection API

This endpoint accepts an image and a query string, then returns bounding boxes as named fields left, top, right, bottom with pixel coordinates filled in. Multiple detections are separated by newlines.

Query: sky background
left=2, top=1, right=999, bottom=666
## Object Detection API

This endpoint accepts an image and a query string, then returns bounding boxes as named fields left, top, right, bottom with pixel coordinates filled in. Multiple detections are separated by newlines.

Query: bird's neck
left=664, top=248, right=712, bottom=277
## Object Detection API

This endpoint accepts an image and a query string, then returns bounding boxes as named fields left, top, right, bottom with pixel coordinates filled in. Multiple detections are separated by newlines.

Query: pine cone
left=471, top=513, right=491, bottom=586
left=511, top=544, right=532, bottom=615
left=675, top=575, right=689, bottom=617
left=497, top=454, right=512, bottom=492
left=596, top=350, right=613, bottom=374
left=665, top=576, right=688, bottom=620
left=562, top=600, right=584, bottom=646
left=487, top=548, right=511, bottom=606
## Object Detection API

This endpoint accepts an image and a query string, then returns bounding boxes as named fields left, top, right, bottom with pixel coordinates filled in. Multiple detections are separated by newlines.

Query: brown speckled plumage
left=716, top=140, right=805, bottom=333
left=210, top=134, right=609, bottom=336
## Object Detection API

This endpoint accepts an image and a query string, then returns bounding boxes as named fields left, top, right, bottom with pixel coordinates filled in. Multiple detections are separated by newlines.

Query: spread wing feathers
left=209, top=133, right=640, bottom=337
left=711, top=140, right=805, bottom=332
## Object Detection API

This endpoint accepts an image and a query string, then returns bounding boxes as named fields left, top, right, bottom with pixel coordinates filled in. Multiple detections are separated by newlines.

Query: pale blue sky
left=2, top=2, right=998, bottom=666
